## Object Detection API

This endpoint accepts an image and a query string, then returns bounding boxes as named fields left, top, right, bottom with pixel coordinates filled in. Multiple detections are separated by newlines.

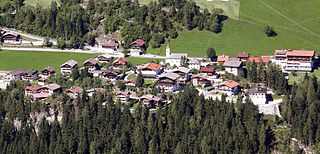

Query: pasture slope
left=148, top=0, right=320, bottom=57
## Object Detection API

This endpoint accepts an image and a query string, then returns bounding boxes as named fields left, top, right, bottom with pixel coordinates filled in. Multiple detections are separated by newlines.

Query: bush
left=264, top=25, right=277, bottom=37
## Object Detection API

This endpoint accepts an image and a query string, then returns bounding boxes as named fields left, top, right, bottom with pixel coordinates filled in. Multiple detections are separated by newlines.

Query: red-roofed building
left=249, top=57, right=270, bottom=63
left=137, top=63, right=163, bottom=78
left=112, top=57, right=128, bottom=66
left=126, top=77, right=137, bottom=86
left=66, top=86, right=83, bottom=99
left=200, top=66, right=215, bottom=76
left=25, top=85, right=41, bottom=96
left=237, top=52, right=250, bottom=61
left=130, top=39, right=146, bottom=56
left=31, top=93, right=51, bottom=100
left=101, top=39, right=119, bottom=51
left=273, top=49, right=314, bottom=71
left=216, top=80, right=240, bottom=96
left=41, top=66, right=55, bottom=77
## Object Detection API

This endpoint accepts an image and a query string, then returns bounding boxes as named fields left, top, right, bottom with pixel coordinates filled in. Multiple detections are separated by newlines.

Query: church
left=165, top=45, right=189, bottom=67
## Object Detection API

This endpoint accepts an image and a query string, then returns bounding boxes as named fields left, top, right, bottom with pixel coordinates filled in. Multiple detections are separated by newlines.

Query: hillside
left=148, top=0, right=320, bottom=57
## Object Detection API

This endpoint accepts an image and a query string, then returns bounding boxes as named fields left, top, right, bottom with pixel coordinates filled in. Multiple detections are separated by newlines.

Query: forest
left=0, top=0, right=227, bottom=49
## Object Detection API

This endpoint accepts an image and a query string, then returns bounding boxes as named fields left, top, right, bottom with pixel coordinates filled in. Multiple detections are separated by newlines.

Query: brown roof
left=127, top=77, right=137, bottom=84
left=31, top=93, right=50, bottom=99
left=200, top=67, right=215, bottom=73
left=83, top=58, right=98, bottom=65
left=137, top=63, right=162, bottom=71
left=219, top=80, right=239, bottom=88
left=237, top=52, right=249, bottom=58
left=9, top=69, right=24, bottom=76
left=25, top=85, right=41, bottom=91
left=101, top=39, right=119, bottom=48
left=217, top=55, right=230, bottom=62
left=67, top=86, right=83, bottom=93
left=46, top=83, right=61, bottom=90
left=140, top=94, right=162, bottom=102
left=274, top=50, right=315, bottom=57
left=42, top=66, right=55, bottom=72
left=249, top=57, right=270, bottom=63
left=112, top=57, right=128, bottom=65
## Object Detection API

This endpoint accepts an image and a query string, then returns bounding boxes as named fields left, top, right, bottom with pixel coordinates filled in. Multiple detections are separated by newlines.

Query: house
left=41, top=66, right=55, bottom=77
left=130, top=39, right=145, bottom=56
left=4, top=69, right=25, bottom=81
left=100, top=39, right=119, bottom=51
left=216, top=80, right=240, bottom=96
left=249, top=57, right=270, bottom=63
left=200, top=66, right=215, bottom=76
left=188, top=58, right=201, bottom=70
left=191, top=74, right=211, bottom=87
left=172, top=67, right=190, bottom=84
left=126, top=77, right=137, bottom=87
left=36, top=83, right=61, bottom=95
left=66, top=86, right=83, bottom=99
left=115, top=90, right=133, bottom=103
left=217, top=55, right=230, bottom=63
left=38, top=77, right=47, bottom=86
left=112, top=57, right=128, bottom=67
left=83, top=58, right=99, bottom=71
left=223, top=60, right=242, bottom=76
left=273, top=49, right=314, bottom=72
left=61, top=59, right=78, bottom=74
left=101, top=69, right=119, bottom=81
left=248, top=87, right=268, bottom=105
left=137, top=62, right=163, bottom=78
left=157, top=73, right=180, bottom=92
left=237, top=52, right=250, bottom=61
left=31, top=93, right=51, bottom=101
left=140, top=94, right=164, bottom=109
left=2, top=32, right=21, bottom=43
left=25, top=85, right=41, bottom=96
left=91, top=70, right=103, bottom=78
left=165, top=45, right=188, bottom=67
left=22, top=69, right=38, bottom=81
left=86, top=88, right=107, bottom=97
left=96, top=54, right=112, bottom=63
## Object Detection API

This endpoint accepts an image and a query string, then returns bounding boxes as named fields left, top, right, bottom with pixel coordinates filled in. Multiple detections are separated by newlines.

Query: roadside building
left=130, top=39, right=146, bottom=56
left=216, top=80, right=240, bottom=96
left=4, top=69, right=25, bottom=81
left=223, top=59, right=242, bottom=76
left=100, top=39, right=119, bottom=51
left=61, top=59, right=78, bottom=74
left=165, top=45, right=188, bottom=67
left=273, top=49, right=314, bottom=72
left=41, top=66, right=55, bottom=77
left=237, top=52, right=250, bottom=61
left=83, top=58, right=99, bottom=71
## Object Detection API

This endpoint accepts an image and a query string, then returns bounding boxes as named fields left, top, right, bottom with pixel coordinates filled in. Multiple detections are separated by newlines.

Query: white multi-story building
left=223, top=59, right=242, bottom=76
left=61, top=59, right=78, bottom=74
left=137, top=62, right=163, bottom=78
left=188, top=58, right=201, bottom=70
left=165, top=45, right=188, bottom=67
left=4, top=69, right=25, bottom=81
left=273, top=50, right=314, bottom=72
left=248, top=87, right=267, bottom=105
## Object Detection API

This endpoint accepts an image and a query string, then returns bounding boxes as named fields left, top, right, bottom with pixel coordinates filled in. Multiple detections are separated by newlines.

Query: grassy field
left=288, top=68, right=320, bottom=85
left=148, top=0, right=320, bottom=57
left=127, top=74, right=136, bottom=80
left=0, top=50, right=97, bottom=71
left=24, top=0, right=60, bottom=8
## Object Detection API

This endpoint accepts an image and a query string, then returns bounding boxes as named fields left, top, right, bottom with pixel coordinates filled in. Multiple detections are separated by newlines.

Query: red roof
left=200, top=67, right=215, bottom=73
left=219, top=80, right=239, bottom=88
left=217, top=55, right=230, bottom=62
left=25, top=85, right=41, bottom=91
left=43, top=66, right=55, bottom=72
left=0, top=27, right=2, bottom=31
left=32, top=93, right=50, bottom=99
left=112, top=57, right=128, bottom=65
left=249, top=57, right=270, bottom=63
left=137, top=63, right=161, bottom=71
left=130, top=39, right=145, bottom=46
left=67, top=86, right=83, bottom=93
left=94, top=88, right=107, bottom=93
left=275, top=50, right=315, bottom=57
left=9, top=69, right=24, bottom=76
left=127, top=77, right=137, bottom=84
left=46, top=83, right=61, bottom=90
left=237, top=52, right=249, bottom=58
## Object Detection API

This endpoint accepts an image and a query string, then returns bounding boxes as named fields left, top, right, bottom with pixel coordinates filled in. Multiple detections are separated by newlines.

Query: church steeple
left=166, top=44, right=171, bottom=57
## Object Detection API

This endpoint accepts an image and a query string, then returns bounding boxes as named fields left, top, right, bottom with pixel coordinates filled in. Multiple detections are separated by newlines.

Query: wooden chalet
left=61, top=59, right=78, bottom=74
left=41, top=66, right=56, bottom=77
left=140, top=94, right=164, bottom=109
left=83, top=58, right=99, bottom=71
left=22, top=69, right=38, bottom=81
left=101, top=39, right=119, bottom=51
left=237, top=52, right=250, bottom=61
left=157, top=73, right=180, bottom=92
left=112, top=57, right=128, bottom=67
left=200, top=66, right=215, bottom=76
left=129, top=39, right=145, bottom=51
left=2, top=32, right=21, bottom=42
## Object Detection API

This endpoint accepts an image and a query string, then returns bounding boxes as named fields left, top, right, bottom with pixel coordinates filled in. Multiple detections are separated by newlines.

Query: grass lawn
left=288, top=68, right=320, bottom=85
left=127, top=74, right=136, bottom=80
left=24, top=0, right=60, bottom=8
left=148, top=0, right=320, bottom=57
left=0, top=50, right=98, bottom=71
left=126, top=57, right=164, bottom=66
left=21, top=36, right=40, bottom=41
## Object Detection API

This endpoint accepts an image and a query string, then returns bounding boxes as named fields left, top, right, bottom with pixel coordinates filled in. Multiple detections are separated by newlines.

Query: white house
left=216, top=80, right=240, bottom=96
left=248, top=87, right=268, bottom=105
left=223, top=59, right=242, bottom=76
left=137, top=62, right=163, bottom=78
left=273, top=49, right=314, bottom=72
left=188, top=58, right=201, bottom=70
left=165, top=45, right=188, bottom=67
left=4, top=69, right=25, bottom=81
left=61, top=59, right=78, bottom=74
left=157, top=73, right=180, bottom=92
left=171, top=67, right=190, bottom=84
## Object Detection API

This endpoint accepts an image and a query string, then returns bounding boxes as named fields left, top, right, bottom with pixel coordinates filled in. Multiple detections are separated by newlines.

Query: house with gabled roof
left=157, top=73, right=180, bottom=92
left=216, top=80, right=240, bottom=96
left=83, top=58, right=99, bottom=71
left=126, top=77, right=137, bottom=87
left=140, top=94, right=164, bottom=109
left=22, top=69, right=38, bottom=81
left=115, top=90, right=134, bottom=103
left=200, top=66, right=215, bottom=76
left=87, top=88, right=107, bottom=97
left=112, top=57, right=128, bottom=67
left=172, top=67, right=190, bottom=84
left=38, top=83, right=61, bottom=95
left=101, top=69, right=120, bottom=81
left=66, top=86, right=83, bottom=99
left=137, top=62, right=163, bottom=78
left=41, top=66, right=55, bottom=77
left=61, top=59, right=78, bottom=74
left=130, top=39, right=146, bottom=56
left=188, top=58, right=201, bottom=70
left=248, top=87, right=268, bottom=105
left=217, top=55, right=230, bottom=63
left=223, top=59, right=243, bottom=76
left=237, top=52, right=250, bottom=61
left=25, top=85, right=41, bottom=96
left=191, top=74, right=211, bottom=87
left=100, top=39, right=119, bottom=51
left=2, top=32, right=21, bottom=43
left=96, top=54, right=112, bottom=63
left=4, top=69, right=24, bottom=81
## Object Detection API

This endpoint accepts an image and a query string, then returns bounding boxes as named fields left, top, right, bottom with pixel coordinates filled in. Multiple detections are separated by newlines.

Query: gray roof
left=167, top=53, right=188, bottom=59
left=159, top=73, right=180, bottom=80
left=248, top=87, right=267, bottom=94
left=228, top=57, right=240, bottom=61
left=61, top=59, right=78, bottom=67
left=223, top=60, right=242, bottom=68
left=173, top=67, right=190, bottom=74
left=188, top=58, right=200, bottom=64
left=25, top=69, right=38, bottom=75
